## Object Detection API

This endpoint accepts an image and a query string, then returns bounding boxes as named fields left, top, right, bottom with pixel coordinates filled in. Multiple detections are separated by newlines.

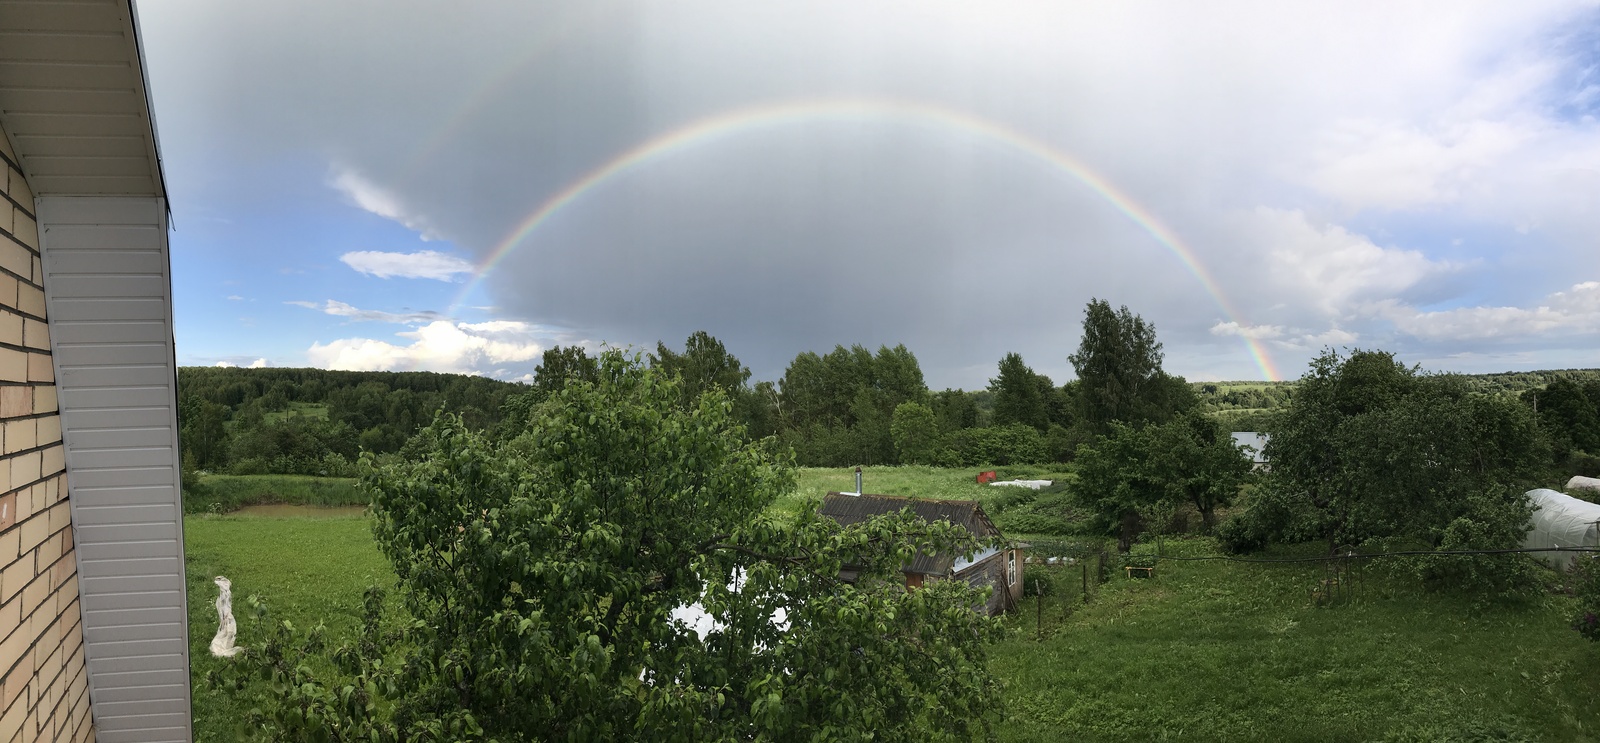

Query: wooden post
left=1035, top=580, right=1043, bottom=637
left=1081, top=562, right=1088, bottom=603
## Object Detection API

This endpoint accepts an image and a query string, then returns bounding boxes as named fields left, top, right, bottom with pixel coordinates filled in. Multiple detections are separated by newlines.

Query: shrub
left=1021, top=564, right=1055, bottom=597
left=1409, top=494, right=1541, bottom=608
left=1572, top=555, right=1600, bottom=641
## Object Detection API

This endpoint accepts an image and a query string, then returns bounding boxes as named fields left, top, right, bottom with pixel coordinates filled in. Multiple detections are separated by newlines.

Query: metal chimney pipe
left=854, top=466, right=862, bottom=496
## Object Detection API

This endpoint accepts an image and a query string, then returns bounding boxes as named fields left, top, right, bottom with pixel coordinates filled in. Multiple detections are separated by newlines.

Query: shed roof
left=819, top=492, right=1004, bottom=575
left=0, top=0, right=165, bottom=196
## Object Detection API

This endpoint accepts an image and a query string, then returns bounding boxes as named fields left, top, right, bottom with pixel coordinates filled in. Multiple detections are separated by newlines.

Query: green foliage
left=1247, top=349, right=1548, bottom=556
left=890, top=401, right=939, bottom=465
left=1407, top=494, right=1542, bottom=608
left=651, top=330, right=752, bottom=408
left=989, top=352, right=1063, bottom=432
left=776, top=343, right=931, bottom=465
left=1069, top=299, right=1185, bottom=433
left=225, top=352, right=1003, bottom=741
left=1070, top=423, right=1164, bottom=551
left=1571, top=555, right=1600, bottom=641
left=934, top=424, right=1048, bottom=467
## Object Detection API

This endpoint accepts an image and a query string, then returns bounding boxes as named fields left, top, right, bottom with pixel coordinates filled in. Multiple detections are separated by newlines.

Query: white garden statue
left=209, top=575, right=243, bottom=658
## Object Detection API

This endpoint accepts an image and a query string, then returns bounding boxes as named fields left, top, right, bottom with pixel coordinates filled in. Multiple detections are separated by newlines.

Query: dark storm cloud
left=140, top=0, right=1600, bottom=386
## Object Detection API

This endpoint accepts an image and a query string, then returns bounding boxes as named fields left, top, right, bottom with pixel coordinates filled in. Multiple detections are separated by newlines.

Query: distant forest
left=177, top=316, right=1600, bottom=478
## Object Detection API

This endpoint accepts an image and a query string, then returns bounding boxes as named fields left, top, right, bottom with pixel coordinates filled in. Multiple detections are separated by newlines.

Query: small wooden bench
left=1125, top=565, right=1155, bottom=579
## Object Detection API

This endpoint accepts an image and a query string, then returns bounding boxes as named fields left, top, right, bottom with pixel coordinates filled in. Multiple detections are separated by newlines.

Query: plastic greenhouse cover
left=1523, top=489, right=1600, bottom=570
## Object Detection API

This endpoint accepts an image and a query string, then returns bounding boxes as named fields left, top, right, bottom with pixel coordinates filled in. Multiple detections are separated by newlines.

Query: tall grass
left=185, top=474, right=367, bottom=514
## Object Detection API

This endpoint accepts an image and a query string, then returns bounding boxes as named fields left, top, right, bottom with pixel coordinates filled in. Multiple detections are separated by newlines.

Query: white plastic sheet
left=1567, top=475, right=1600, bottom=495
left=1522, top=489, right=1600, bottom=571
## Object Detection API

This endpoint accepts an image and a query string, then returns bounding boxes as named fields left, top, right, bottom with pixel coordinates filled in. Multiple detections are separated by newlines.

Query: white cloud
left=287, top=299, right=442, bottom=324
left=340, top=250, right=475, bottom=281
left=249, top=358, right=268, bottom=368
left=1210, top=321, right=1284, bottom=340
left=1246, top=208, right=1461, bottom=317
left=1384, top=281, right=1600, bottom=341
left=214, top=361, right=235, bottom=368
left=1303, top=118, right=1528, bottom=211
left=329, top=167, right=440, bottom=239
left=226, top=295, right=244, bottom=301
left=306, top=320, right=546, bottom=376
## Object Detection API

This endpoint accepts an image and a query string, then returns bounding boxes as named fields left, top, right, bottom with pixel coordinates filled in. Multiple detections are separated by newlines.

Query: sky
left=137, top=0, right=1600, bottom=389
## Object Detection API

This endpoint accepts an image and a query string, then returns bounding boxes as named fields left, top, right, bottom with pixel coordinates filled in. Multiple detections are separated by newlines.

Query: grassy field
left=997, top=538, right=1600, bottom=741
left=182, top=468, right=1600, bottom=741
left=261, top=401, right=329, bottom=423
left=184, top=511, right=393, bottom=740
left=185, top=473, right=367, bottom=514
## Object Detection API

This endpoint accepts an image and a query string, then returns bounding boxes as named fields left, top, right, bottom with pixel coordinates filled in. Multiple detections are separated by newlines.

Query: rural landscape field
left=175, top=319, right=1600, bottom=741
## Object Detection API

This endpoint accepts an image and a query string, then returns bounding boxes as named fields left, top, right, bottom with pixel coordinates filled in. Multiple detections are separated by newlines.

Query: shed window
left=1007, top=551, right=1017, bottom=586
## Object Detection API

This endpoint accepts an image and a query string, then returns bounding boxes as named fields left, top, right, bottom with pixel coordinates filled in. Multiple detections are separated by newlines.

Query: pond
left=231, top=504, right=369, bottom=518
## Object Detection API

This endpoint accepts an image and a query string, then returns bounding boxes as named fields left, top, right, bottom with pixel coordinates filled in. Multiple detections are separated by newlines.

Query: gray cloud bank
left=142, top=1, right=1600, bottom=386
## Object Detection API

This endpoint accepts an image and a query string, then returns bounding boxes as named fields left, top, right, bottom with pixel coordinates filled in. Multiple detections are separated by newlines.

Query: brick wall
left=0, top=130, right=93, bottom=742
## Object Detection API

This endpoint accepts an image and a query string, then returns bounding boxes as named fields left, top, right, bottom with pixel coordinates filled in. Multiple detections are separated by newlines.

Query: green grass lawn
left=995, top=538, right=1600, bottom=742
left=185, top=511, right=394, bottom=741
left=182, top=468, right=1600, bottom=740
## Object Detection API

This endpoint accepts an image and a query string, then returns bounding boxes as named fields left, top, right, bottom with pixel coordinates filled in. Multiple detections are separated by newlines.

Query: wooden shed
left=819, top=492, right=1023, bottom=616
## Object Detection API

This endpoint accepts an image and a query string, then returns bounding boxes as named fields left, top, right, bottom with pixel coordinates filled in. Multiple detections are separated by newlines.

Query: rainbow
left=452, top=98, right=1280, bottom=381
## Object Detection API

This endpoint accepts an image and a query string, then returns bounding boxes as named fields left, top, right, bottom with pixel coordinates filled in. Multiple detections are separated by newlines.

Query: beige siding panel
left=77, top=541, right=179, bottom=563
left=66, top=428, right=172, bottom=451
left=57, top=365, right=172, bottom=388
left=56, top=386, right=170, bottom=409
left=0, top=112, right=145, bottom=139
left=43, top=250, right=164, bottom=275
left=47, top=297, right=167, bottom=322
left=8, top=134, right=148, bottom=160
left=0, top=4, right=129, bottom=34
left=53, top=485, right=170, bottom=508
left=38, top=195, right=188, bottom=742
left=48, top=320, right=166, bottom=344
left=79, top=574, right=180, bottom=596
left=63, top=466, right=173, bottom=489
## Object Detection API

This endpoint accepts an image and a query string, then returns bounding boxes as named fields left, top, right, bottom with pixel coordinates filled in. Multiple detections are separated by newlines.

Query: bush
left=1409, top=494, right=1542, bottom=608
left=1572, top=555, right=1600, bottom=641
left=1021, top=564, right=1055, bottom=597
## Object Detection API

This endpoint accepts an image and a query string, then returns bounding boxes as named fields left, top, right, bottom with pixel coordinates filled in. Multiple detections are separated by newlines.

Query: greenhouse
left=1522, top=488, right=1600, bottom=570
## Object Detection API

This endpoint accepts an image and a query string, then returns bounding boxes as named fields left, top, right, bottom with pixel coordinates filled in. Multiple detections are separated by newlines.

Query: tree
left=989, top=353, right=1050, bottom=431
left=1068, top=299, right=1170, bottom=433
left=1252, top=349, right=1547, bottom=554
left=532, top=345, right=600, bottom=400
left=230, top=352, right=1002, bottom=741
left=651, top=331, right=752, bottom=409
left=1144, top=412, right=1252, bottom=531
left=1071, top=423, right=1164, bottom=552
left=890, top=402, right=939, bottom=464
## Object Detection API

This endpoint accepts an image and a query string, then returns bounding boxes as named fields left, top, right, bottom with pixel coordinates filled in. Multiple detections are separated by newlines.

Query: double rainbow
left=449, top=97, right=1279, bottom=381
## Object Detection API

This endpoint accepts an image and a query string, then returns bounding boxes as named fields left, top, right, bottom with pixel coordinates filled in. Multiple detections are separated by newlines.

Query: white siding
left=38, top=196, right=189, bottom=743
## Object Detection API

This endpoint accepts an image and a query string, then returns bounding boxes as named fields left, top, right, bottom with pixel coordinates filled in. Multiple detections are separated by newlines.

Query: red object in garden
left=976, top=470, right=998, bottom=484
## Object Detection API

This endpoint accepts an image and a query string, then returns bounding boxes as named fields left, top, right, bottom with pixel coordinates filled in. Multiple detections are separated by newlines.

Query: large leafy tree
left=1071, top=422, right=1164, bottom=552
left=651, top=330, right=752, bottom=408
left=1072, top=413, right=1251, bottom=549
left=777, top=344, right=930, bottom=465
left=1068, top=299, right=1188, bottom=433
left=1144, top=412, right=1252, bottom=531
left=1258, top=349, right=1547, bottom=553
left=232, top=352, right=1001, bottom=741
left=989, top=353, right=1052, bottom=432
